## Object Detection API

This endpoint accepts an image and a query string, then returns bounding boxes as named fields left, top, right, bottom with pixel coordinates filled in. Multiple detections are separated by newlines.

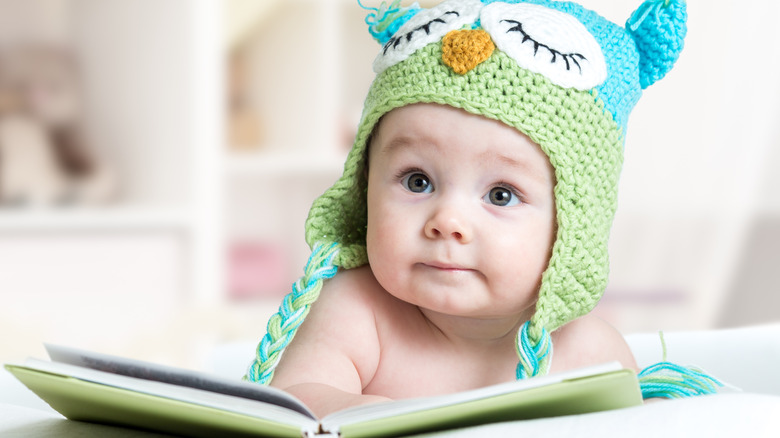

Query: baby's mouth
left=422, top=261, right=474, bottom=272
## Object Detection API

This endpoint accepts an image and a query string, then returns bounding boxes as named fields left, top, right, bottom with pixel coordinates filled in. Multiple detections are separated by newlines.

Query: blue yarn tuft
left=638, top=361, right=723, bottom=399
left=637, top=331, right=723, bottom=399
left=358, top=0, right=421, bottom=45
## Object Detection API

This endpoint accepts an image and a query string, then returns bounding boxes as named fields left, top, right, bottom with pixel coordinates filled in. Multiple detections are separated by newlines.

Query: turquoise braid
left=515, top=321, right=553, bottom=379
left=244, top=243, right=340, bottom=384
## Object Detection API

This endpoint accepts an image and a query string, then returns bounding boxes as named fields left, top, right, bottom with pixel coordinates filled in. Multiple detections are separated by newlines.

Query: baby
left=246, top=0, right=695, bottom=417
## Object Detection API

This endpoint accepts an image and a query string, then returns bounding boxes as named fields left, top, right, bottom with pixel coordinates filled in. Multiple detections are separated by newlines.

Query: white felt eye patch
left=481, top=2, right=607, bottom=90
left=373, top=0, right=482, bottom=74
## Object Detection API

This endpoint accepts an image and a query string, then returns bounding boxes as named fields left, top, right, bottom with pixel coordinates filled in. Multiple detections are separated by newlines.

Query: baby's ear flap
left=359, top=0, right=422, bottom=45
left=626, top=0, right=688, bottom=89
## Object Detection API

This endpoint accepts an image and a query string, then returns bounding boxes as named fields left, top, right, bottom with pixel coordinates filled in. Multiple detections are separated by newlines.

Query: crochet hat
left=247, top=0, right=702, bottom=394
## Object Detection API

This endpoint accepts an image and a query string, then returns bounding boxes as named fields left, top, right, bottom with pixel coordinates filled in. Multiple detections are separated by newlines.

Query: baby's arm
left=269, top=267, right=391, bottom=417
left=283, top=383, right=391, bottom=418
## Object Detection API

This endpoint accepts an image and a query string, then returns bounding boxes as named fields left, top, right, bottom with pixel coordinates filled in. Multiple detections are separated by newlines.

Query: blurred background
left=0, top=0, right=777, bottom=371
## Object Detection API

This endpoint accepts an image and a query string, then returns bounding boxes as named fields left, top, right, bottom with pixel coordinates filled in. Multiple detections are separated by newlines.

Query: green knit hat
left=247, top=0, right=688, bottom=384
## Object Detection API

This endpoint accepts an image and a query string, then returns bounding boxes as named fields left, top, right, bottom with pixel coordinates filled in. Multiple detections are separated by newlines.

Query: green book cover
left=5, top=345, right=642, bottom=437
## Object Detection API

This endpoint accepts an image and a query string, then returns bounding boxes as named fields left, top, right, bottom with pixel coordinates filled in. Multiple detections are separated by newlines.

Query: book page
left=45, top=344, right=315, bottom=419
left=18, top=357, right=319, bottom=432
left=322, top=361, right=623, bottom=428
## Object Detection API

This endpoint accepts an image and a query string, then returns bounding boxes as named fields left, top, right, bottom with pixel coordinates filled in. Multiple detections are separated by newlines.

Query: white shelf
left=0, top=207, right=194, bottom=231
left=225, top=150, right=347, bottom=177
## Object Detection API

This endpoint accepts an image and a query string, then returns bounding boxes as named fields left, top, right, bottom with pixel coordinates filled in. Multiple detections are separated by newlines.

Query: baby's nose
left=424, top=205, right=473, bottom=244
left=441, top=29, right=495, bottom=75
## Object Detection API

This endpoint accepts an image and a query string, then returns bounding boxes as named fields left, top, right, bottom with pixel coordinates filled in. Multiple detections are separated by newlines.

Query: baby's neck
left=418, top=307, right=530, bottom=352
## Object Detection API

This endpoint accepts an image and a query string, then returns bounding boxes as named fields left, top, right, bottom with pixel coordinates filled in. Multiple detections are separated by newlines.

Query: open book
left=6, top=345, right=642, bottom=437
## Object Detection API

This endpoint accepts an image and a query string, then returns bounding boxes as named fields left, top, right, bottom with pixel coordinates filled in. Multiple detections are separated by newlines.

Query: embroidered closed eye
left=481, top=2, right=607, bottom=90
left=373, top=0, right=483, bottom=74
left=383, top=11, right=460, bottom=55
left=501, top=19, right=586, bottom=74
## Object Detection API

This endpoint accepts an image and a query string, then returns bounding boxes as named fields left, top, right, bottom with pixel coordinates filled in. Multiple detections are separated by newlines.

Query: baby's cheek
left=365, top=231, right=390, bottom=281
left=491, top=243, right=546, bottom=292
left=367, top=245, right=397, bottom=288
left=366, top=238, right=412, bottom=304
left=366, top=208, right=407, bottom=268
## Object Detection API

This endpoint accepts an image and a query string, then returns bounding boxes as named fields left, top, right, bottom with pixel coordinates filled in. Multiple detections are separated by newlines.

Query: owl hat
left=247, top=0, right=720, bottom=399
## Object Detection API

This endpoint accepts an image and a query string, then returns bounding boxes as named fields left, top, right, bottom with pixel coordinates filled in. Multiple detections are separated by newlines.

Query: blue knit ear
left=626, top=0, right=687, bottom=89
left=358, top=0, right=422, bottom=45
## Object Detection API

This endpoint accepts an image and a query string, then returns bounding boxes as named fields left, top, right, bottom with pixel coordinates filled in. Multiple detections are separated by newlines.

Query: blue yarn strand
left=627, top=0, right=662, bottom=32
left=358, top=0, right=420, bottom=44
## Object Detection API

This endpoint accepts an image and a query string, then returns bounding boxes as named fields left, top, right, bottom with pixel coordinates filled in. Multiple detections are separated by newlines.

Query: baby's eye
left=403, top=173, right=434, bottom=194
left=484, top=186, right=520, bottom=207
left=373, top=0, right=482, bottom=74
left=480, top=2, right=607, bottom=90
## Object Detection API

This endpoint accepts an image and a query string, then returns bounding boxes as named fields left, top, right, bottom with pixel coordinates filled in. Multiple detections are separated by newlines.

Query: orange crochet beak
left=441, top=29, right=496, bottom=75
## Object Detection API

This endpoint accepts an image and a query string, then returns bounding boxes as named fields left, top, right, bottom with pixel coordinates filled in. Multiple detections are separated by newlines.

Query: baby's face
left=365, top=103, right=556, bottom=319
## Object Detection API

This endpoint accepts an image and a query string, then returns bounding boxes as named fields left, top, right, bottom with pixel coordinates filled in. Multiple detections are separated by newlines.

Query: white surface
left=0, top=403, right=168, bottom=437
left=415, top=393, right=780, bottom=437
left=0, top=368, right=53, bottom=412
left=625, top=323, right=780, bottom=396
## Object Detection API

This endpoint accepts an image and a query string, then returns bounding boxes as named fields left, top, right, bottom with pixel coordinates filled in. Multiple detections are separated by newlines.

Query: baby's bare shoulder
left=552, top=314, right=639, bottom=372
left=291, top=266, right=384, bottom=347
left=312, top=265, right=389, bottom=316
left=270, top=266, right=387, bottom=392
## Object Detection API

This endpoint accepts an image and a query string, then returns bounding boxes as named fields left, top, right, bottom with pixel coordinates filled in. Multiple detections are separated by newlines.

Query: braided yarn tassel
left=515, top=321, right=553, bottom=379
left=638, top=332, right=723, bottom=399
left=244, top=243, right=339, bottom=385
